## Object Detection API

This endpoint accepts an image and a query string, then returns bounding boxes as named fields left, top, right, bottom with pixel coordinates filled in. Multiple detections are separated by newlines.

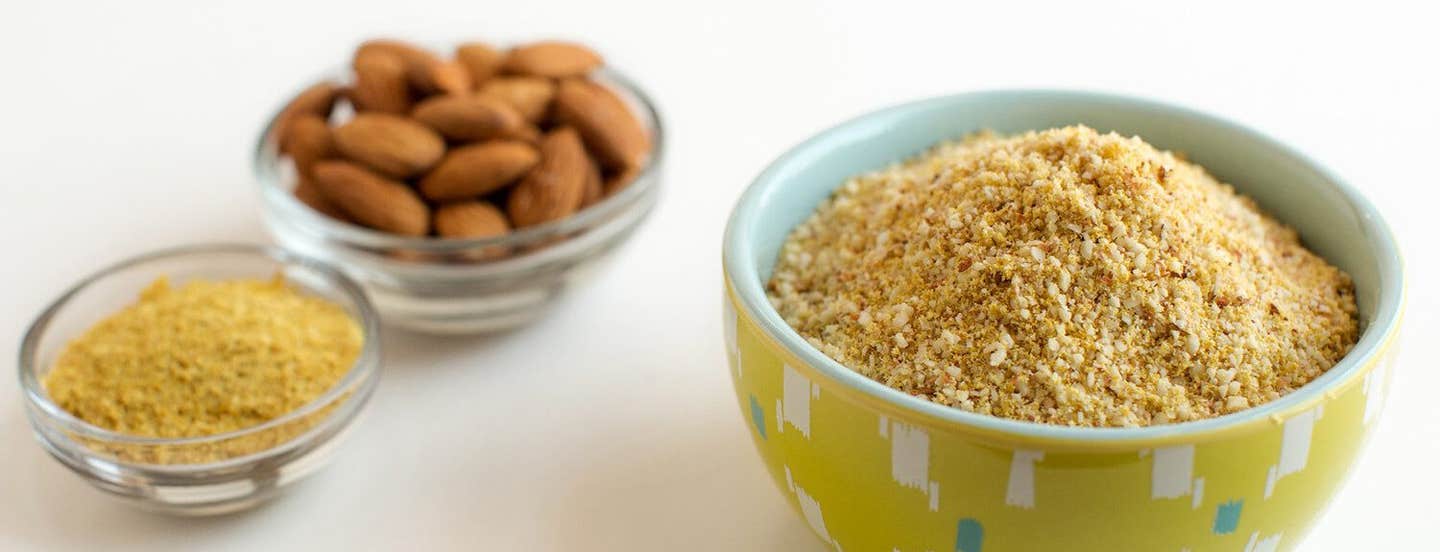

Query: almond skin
left=281, top=114, right=334, bottom=177
left=478, top=77, right=556, bottom=123
left=456, top=43, right=504, bottom=88
left=429, top=59, right=472, bottom=95
left=553, top=79, right=649, bottom=170
left=580, top=154, right=603, bottom=208
left=332, top=113, right=445, bottom=178
left=351, top=50, right=411, bottom=114
left=499, top=123, right=542, bottom=145
left=507, top=127, right=588, bottom=227
left=419, top=141, right=540, bottom=201
left=355, top=39, right=442, bottom=92
left=435, top=201, right=510, bottom=238
left=294, top=175, right=350, bottom=221
left=411, top=95, right=523, bottom=141
left=311, top=161, right=429, bottom=236
left=604, top=164, right=642, bottom=196
left=502, top=41, right=603, bottom=78
left=276, top=82, right=339, bottom=150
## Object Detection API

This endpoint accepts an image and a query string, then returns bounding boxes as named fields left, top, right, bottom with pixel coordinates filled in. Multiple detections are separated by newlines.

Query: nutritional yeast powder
left=45, top=276, right=362, bottom=438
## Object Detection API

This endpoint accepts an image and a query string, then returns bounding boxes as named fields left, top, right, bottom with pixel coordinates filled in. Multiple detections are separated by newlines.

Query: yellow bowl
left=722, top=91, right=1403, bottom=552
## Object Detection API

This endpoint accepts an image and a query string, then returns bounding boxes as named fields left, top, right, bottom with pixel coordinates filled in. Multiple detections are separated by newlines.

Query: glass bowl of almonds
left=254, top=39, right=664, bottom=333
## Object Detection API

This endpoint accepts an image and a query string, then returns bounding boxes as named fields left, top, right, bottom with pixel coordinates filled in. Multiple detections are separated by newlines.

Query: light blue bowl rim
left=722, top=89, right=1404, bottom=443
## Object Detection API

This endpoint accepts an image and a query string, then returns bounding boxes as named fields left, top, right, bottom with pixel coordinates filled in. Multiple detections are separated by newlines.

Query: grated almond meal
left=767, top=126, right=1358, bottom=427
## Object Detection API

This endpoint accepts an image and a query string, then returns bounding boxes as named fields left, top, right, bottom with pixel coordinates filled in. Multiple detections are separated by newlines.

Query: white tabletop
left=2, top=1, right=1435, bottom=549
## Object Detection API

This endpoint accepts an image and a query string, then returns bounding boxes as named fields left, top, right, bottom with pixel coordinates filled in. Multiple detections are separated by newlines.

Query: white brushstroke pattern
left=889, top=421, right=930, bottom=491
left=1006, top=450, right=1044, bottom=509
left=1254, top=533, right=1282, bottom=552
left=787, top=468, right=840, bottom=551
left=1244, top=531, right=1282, bottom=552
left=1264, top=465, right=1277, bottom=499
left=879, top=418, right=940, bottom=509
left=1151, top=445, right=1195, bottom=499
left=782, top=364, right=813, bottom=437
left=1278, top=408, right=1317, bottom=477
left=775, top=399, right=783, bottom=434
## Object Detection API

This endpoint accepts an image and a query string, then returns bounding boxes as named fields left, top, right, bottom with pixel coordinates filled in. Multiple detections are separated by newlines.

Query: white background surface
left=1, top=1, right=1436, bottom=550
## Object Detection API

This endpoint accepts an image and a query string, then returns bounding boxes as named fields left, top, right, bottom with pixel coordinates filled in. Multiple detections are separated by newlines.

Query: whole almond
left=604, top=164, right=643, bottom=196
left=429, top=60, right=472, bottom=95
left=456, top=43, right=503, bottom=88
left=507, top=127, right=587, bottom=227
left=356, top=39, right=443, bottom=92
left=276, top=82, right=339, bottom=150
left=411, top=95, right=523, bottom=141
left=478, top=77, right=556, bottom=123
left=502, top=41, right=603, bottom=78
left=499, top=123, right=542, bottom=145
left=312, top=161, right=430, bottom=236
left=580, top=155, right=603, bottom=208
left=435, top=201, right=510, bottom=239
left=553, top=79, right=649, bottom=170
left=420, top=141, right=540, bottom=201
left=294, top=176, right=350, bottom=221
left=351, top=50, right=411, bottom=114
left=281, top=114, right=335, bottom=177
left=333, top=113, right=445, bottom=178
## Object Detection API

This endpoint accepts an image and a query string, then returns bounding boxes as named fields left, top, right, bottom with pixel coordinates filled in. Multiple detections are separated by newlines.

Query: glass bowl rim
left=17, top=243, right=382, bottom=448
left=252, top=61, right=667, bottom=254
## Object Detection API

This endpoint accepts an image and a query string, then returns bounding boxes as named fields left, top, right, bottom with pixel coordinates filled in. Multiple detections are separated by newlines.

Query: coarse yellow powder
left=43, top=276, right=363, bottom=439
left=768, top=126, right=1358, bottom=427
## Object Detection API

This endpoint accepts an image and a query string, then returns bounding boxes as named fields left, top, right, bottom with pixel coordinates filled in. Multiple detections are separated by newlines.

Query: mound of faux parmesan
left=768, top=126, right=1357, bottom=427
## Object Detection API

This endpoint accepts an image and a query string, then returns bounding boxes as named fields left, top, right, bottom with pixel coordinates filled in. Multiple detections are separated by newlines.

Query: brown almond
left=356, top=39, right=443, bottom=93
left=456, top=43, right=504, bottom=88
left=351, top=50, right=411, bottom=114
left=276, top=82, right=339, bottom=149
left=553, top=79, right=649, bottom=170
left=332, top=113, right=445, bottom=178
left=281, top=115, right=335, bottom=177
left=498, top=123, right=542, bottom=145
left=411, top=95, right=523, bottom=141
left=604, top=164, right=643, bottom=196
left=478, top=77, right=555, bottom=123
left=419, top=141, right=540, bottom=201
left=435, top=201, right=510, bottom=239
left=502, top=41, right=603, bottom=78
left=311, top=161, right=429, bottom=236
left=294, top=176, right=350, bottom=221
left=507, top=127, right=587, bottom=227
left=429, top=60, right=472, bottom=95
left=580, top=154, right=603, bottom=208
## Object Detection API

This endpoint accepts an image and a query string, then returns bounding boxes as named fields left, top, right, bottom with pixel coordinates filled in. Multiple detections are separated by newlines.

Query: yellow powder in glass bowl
left=767, top=126, right=1358, bottom=427
left=43, top=276, right=363, bottom=438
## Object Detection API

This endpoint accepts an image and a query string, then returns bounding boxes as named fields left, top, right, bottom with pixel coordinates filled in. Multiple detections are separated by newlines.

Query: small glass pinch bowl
left=18, top=244, right=381, bottom=516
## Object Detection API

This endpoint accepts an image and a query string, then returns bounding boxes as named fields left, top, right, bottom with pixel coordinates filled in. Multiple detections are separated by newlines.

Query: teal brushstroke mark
left=955, top=518, right=983, bottom=552
left=748, top=395, right=766, bottom=439
left=1213, top=500, right=1243, bottom=534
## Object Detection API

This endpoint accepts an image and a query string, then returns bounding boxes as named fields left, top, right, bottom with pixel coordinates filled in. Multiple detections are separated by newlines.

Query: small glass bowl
left=254, top=63, right=666, bottom=334
left=18, top=244, right=381, bottom=515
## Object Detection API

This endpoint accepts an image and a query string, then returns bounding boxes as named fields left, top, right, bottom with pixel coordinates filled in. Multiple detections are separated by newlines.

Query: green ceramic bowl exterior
left=722, top=91, right=1403, bottom=552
